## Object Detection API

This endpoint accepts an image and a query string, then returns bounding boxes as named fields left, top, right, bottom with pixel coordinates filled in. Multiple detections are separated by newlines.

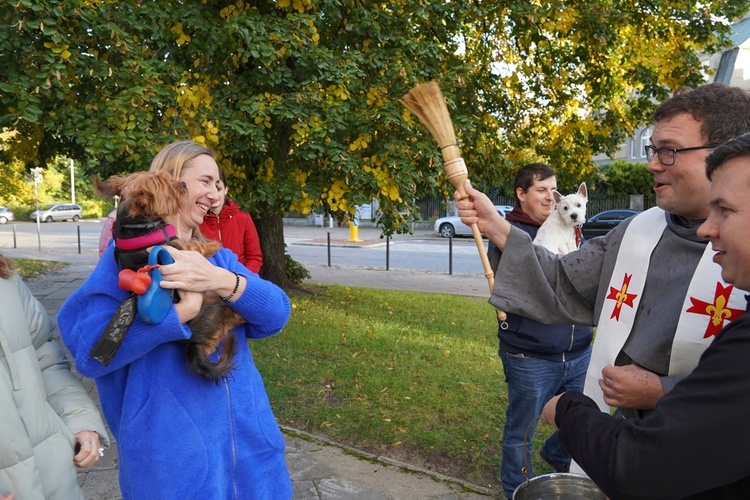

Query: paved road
left=1, top=219, right=492, bottom=277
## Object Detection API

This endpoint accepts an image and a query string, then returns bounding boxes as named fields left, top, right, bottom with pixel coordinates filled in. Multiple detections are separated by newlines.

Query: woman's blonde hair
left=0, top=253, right=14, bottom=279
left=149, top=140, right=215, bottom=180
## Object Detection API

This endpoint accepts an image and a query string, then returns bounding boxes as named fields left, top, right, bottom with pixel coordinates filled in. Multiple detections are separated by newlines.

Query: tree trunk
left=256, top=209, right=292, bottom=290
left=256, top=117, right=295, bottom=290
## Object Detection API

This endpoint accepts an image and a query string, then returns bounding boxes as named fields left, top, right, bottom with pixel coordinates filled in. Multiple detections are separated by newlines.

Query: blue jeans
left=499, top=347, right=592, bottom=499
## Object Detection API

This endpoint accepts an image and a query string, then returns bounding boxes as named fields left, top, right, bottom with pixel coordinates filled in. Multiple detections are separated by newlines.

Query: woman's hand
left=74, top=430, right=102, bottom=468
left=154, top=246, right=236, bottom=290
left=154, top=246, right=247, bottom=303
left=154, top=246, right=219, bottom=292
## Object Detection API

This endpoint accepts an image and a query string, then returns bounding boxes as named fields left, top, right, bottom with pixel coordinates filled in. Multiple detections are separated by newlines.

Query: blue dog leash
left=137, top=246, right=175, bottom=324
left=90, top=245, right=176, bottom=365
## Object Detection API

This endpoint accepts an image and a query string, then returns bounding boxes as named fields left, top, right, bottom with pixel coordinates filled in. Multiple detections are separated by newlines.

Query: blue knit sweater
left=58, top=246, right=292, bottom=499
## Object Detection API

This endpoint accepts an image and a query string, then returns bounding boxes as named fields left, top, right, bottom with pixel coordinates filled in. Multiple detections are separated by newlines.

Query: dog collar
left=119, top=220, right=165, bottom=230
left=115, top=224, right=177, bottom=251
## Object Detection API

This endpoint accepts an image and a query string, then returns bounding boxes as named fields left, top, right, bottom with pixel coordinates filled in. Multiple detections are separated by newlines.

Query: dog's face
left=100, top=171, right=187, bottom=221
left=553, top=182, right=588, bottom=228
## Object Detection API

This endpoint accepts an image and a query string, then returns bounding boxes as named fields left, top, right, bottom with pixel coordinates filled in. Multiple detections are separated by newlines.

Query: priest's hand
left=600, top=364, right=664, bottom=409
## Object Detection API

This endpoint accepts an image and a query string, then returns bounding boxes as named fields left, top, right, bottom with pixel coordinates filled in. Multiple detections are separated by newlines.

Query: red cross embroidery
left=686, top=282, right=744, bottom=338
left=606, top=273, right=638, bottom=321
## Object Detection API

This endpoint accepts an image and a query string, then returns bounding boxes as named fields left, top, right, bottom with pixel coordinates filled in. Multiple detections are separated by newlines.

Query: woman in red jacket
left=199, top=171, right=263, bottom=273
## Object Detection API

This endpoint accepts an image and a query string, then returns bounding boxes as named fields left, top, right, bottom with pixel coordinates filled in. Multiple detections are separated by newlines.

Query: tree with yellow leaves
left=1, top=0, right=748, bottom=286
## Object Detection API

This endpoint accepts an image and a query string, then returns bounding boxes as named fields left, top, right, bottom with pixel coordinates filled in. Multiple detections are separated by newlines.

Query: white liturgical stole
left=571, top=207, right=746, bottom=476
left=584, top=207, right=747, bottom=412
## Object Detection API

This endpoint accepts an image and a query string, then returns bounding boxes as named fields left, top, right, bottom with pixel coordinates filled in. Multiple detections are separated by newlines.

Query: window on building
left=715, top=48, right=739, bottom=84
left=631, top=127, right=652, bottom=159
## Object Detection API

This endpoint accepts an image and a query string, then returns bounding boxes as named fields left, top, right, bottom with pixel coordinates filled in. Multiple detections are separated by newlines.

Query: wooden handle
left=448, top=157, right=507, bottom=322
left=400, top=83, right=507, bottom=321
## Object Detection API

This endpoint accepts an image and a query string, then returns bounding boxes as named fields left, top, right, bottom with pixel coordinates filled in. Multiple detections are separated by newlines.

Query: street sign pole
left=32, top=167, right=43, bottom=250
left=70, top=159, right=76, bottom=204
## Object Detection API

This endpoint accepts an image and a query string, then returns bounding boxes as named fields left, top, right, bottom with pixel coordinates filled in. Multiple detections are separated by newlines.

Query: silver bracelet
left=221, top=272, right=241, bottom=301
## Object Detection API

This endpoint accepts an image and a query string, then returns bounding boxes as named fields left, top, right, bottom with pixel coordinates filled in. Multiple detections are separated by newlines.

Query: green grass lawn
left=12, top=258, right=67, bottom=281
left=251, top=284, right=556, bottom=489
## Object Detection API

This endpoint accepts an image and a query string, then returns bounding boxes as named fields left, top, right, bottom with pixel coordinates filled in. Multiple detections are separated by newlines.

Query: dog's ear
left=577, top=182, right=588, bottom=199
left=130, top=191, right=159, bottom=214
left=553, top=191, right=563, bottom=204
left=94, top=175, right=127, bottom=199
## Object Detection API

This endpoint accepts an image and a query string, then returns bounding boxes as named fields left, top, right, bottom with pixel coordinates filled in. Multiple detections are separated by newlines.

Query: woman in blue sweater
left=58, top=140, right=292, bottom=499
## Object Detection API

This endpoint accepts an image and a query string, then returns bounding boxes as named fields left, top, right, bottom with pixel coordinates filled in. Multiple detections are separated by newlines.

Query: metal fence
left=585, top=195, right=656, bottom=214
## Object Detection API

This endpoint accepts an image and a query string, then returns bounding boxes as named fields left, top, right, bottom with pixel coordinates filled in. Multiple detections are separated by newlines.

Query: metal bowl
left=513, top=472, right=607, bottom=499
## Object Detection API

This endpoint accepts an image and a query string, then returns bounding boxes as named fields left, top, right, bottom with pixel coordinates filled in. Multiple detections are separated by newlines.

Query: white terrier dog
left=533, top=182, right=588, bottom=255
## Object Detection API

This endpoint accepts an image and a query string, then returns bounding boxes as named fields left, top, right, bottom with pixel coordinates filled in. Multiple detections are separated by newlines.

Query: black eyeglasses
left=644, top=144, right=719, bottom=166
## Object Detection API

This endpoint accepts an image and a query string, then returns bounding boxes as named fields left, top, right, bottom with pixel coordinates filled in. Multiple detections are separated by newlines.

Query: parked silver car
left=0, top=205, right=14, bottom=224
left=434, top=205, right=513, bottom=238
left=30, top=203, right=83, bottom=223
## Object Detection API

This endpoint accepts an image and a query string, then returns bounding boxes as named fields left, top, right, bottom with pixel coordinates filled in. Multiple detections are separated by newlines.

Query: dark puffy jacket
left=488, top=220, right=593, bottom=362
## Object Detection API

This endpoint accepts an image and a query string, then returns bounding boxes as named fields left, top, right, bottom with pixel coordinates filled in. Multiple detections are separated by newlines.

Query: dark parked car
left=582, top=209, right=640, bottom=240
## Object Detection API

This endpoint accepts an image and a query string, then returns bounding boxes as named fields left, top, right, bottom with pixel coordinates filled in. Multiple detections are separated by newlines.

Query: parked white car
left=0, top=205, right=14, bottom=224
left=30, top=203, right=82, bottom=222
left=434, top=205, right=513, bottom=238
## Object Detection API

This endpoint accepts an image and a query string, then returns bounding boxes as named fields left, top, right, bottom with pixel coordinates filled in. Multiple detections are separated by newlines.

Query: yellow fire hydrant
left=347, top=215, right=363, bottom=242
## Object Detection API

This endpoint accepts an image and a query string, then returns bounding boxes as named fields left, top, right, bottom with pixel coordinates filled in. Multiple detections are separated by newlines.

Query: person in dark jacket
left=488, top=163, right=594, bottom=498
left=199, top=170, right=263, bottom=273
left=540, top=131, right=750, bottom=499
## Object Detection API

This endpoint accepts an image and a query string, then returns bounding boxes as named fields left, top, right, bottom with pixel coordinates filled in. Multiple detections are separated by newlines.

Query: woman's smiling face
left=178, top=154, right=220, bottom=232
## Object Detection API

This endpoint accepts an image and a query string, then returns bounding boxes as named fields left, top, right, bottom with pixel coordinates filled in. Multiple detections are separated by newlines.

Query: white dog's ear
left=577, top=182, right=588, bottom=199
left=553, top=191, right=563, bottom=203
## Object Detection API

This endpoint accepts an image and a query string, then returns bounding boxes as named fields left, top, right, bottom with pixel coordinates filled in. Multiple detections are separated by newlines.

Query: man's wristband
left=221, top=272, right=241, bottom=301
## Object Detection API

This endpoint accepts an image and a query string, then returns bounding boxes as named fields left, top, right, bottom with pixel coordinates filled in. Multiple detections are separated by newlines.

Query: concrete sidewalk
left=6, top=225, right=499, bottom=499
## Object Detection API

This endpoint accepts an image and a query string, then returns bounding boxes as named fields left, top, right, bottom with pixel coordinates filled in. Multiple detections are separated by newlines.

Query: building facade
left=594, top=16, right=750, bottom=165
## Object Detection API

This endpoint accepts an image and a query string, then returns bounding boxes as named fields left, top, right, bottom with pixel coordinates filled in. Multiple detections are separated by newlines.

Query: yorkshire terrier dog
left=94, top=171, right=242, bottom=381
